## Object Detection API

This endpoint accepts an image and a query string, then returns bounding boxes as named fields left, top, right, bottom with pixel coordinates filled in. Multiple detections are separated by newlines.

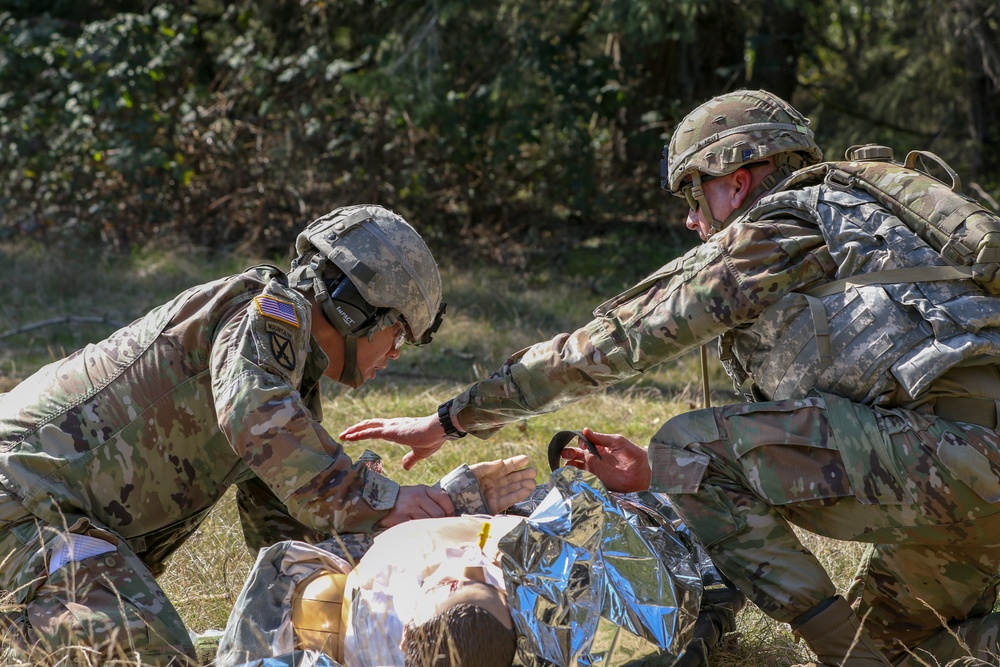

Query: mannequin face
left=311, top=300, right=404, bottom=385
left=417, top=565, right=513, bottom=631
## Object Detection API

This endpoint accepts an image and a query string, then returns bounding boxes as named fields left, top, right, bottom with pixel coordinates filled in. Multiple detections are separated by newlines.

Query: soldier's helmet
left=289, top=204, right=444, bottom=347
left=663, top=89, right=823, bottom=195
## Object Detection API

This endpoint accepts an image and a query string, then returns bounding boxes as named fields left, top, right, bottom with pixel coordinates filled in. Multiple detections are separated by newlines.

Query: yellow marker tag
left=478, top=521, right=491, bottom=551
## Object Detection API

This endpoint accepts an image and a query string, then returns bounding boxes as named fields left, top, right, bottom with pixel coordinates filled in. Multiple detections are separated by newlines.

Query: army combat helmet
left=289, top=204, right=445, bottom=387
left=662, top=89, right=823, bottom=236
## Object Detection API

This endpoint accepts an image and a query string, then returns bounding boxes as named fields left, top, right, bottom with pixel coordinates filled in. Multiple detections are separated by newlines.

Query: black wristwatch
left=437, top=399, right=467, bottom=440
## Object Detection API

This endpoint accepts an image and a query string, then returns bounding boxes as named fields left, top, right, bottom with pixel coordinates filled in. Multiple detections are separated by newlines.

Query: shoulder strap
left=805, top=265, right=974, bottom=298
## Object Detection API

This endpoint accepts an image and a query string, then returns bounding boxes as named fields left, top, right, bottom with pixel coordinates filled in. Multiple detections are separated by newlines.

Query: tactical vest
left=719, top=152, right=1000, bottom=406
left=783, top=145, right=1000, bottom=296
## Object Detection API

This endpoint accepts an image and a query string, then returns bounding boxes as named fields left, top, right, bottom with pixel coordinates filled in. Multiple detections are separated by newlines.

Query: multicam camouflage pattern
left=647, top=391, right=1000, bottom=664
left=0, top=264, right=398, bottom=567
left=781, top=155, right=1000, bottom=295
left=236, top=450, right=393, bottom=554
left=663, top=89, right=822, bottom=193
left=233, top=454, right=493, bottom=566
left=214, top=463, right=504, bottom=667
left=0, top=504, right=197, bottom=664
left=450, top=180, right=1000, bottom=434
left=443, top=126, right=1000, bottom=660
left=730, top=183, right=1000, bottom=405
left=290, top=205, right=443, bottom=342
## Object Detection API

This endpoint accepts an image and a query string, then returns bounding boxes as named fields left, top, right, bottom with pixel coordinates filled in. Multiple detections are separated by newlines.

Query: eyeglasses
left=679, top=173, right=716, bottom=212
left=680, top=161, right=772, bottom=211
left=392, top=320, right=408, bottom=350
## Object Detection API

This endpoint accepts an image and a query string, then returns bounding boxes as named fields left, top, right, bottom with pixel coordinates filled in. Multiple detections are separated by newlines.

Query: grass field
left=0, top=238, right=872, bottom=666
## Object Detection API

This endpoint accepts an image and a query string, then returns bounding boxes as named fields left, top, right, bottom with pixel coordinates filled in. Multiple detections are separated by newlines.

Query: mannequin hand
left=467, top=455, right=537, bottom=513
left=380, top=485, right=455, bottom=528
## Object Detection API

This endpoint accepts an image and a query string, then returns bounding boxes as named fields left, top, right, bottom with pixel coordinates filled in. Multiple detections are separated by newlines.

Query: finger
left=427, top=488, right=454, bottom=516
left=581, top=427, right=615, bottom=447
left=492, top=479, right=536, bottom=511
left=503, top=481, right=536, bottom=507
left=475, top=460, right=502, bottom=476
left=339, top=423, right=384, bottom=440
left=507, top=467, right=537, bottom=483
left=401, top=451, right=422, bottom=471
left=502, top=454, right=532, bottom=471
left=490, top=459, right=535, bottom=480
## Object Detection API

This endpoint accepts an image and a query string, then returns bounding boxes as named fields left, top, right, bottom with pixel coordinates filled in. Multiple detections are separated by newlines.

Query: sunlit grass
left=0, top=241, right=915, bottom=666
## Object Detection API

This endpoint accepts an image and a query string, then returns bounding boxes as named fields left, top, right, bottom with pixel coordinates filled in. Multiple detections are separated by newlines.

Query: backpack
left=780, top=144, right=1000, bottom=297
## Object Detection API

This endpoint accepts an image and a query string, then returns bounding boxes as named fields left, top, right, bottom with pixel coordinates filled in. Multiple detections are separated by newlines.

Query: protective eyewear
left=679, top=173, right=716, bottom=212
left=392, top=320, right=408, bottom=350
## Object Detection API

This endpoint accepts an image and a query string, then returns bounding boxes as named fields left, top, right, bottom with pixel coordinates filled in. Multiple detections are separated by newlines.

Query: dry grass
left=0, top=242, right=985, bottom=666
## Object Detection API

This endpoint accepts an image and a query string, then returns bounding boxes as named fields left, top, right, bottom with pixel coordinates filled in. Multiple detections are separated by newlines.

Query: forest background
left=2, top=0, right=999, bottom=263
left=1, top=1, right=999, bottom=665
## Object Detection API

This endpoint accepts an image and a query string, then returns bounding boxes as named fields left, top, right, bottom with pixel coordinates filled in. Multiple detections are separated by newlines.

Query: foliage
left=0, top=0, right=998, bottom=260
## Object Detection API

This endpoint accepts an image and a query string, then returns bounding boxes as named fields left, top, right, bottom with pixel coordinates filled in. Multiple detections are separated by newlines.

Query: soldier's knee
left=22, top=549, right=195, bottom=665
left=651, top=408, right=723, bottom=450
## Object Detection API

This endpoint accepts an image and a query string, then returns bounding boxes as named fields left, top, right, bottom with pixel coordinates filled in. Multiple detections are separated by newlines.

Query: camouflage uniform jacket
left=0, top=265, right=397, bottom=566
left=451, top=183, right=1000, bottom=436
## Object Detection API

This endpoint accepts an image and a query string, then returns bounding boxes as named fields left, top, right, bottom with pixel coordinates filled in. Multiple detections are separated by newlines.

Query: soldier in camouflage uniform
left=343, top=91, right=1000, bottom=665
left=0, top=204, right=535, bottom=665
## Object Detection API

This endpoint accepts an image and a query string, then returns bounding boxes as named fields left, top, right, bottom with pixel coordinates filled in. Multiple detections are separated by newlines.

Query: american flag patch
left=255, top=296, right=300, bottom=328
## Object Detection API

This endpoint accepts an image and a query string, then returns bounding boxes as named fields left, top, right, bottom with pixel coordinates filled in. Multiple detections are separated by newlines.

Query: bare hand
left=560, top=427, right=651, bottom=493
left=339, top=413, right=445, bottom=471
left=468, top=455, right=537, bottom=513
left=379, top=484, right=455, bottom=528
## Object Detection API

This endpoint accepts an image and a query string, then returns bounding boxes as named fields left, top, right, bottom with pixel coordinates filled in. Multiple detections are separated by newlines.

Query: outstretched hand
left=468, top=455, right=537, bottom=513
left=559, top=427, right=651, bottom=493
left=340, top=413, right=445, bottom=470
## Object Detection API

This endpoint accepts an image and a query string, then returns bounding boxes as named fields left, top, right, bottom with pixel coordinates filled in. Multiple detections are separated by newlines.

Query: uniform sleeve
left=235, top=476, right=329, bottom=552
left=453, top=219, right=832, bottom=436
left=211, top=292, right=399, bottom=535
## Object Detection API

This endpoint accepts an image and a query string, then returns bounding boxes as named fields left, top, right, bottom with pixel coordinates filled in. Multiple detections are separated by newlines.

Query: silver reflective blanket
left=499, top=467, right=703, bottom=667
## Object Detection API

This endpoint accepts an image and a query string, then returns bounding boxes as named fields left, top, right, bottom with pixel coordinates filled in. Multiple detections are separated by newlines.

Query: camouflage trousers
left=649, top=390, right=1000, bottom=666
left=0, top=488, right=196, bottom=666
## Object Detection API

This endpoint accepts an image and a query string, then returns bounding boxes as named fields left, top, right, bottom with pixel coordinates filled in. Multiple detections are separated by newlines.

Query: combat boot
left=791, top=596, right=891, bottom=666
left=674, top=584, right=747, bottom=667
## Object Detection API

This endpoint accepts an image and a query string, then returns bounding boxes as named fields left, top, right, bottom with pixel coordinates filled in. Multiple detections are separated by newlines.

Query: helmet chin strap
left=688, top=173, right=720, bottom=235
left=317, top=296, right=368, bottom=388
left=338, top=332, right=365, bottom=388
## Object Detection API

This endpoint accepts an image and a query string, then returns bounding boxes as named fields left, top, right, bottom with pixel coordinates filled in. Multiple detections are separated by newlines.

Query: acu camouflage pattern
left=647, top=391, right=1000, bottom=664
left=292, top=204, right=443, bottom=342
left=0, top=264, right=398, bottom=567
left=663, top=89, right=822, bottom=193
left=444, top=139, right=1000, bottom=660
left=727, top=182, right=1000, bottom=406
left=779, top=152, right=1000, bottom=294
left=450, top=177, right=1000, bottom=434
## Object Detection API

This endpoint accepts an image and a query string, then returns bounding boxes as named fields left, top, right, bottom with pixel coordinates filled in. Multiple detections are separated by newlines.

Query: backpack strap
left=804, top=265, right=975, bottom=298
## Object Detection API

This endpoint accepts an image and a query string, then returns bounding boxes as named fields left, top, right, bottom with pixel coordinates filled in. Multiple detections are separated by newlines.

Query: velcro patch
left=268, top=329, right=297, bottom=371
left=255, top=296, right=300, bottom=328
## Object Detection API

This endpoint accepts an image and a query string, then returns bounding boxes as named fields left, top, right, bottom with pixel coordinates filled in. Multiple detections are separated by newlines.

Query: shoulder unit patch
left=254, top=295, right=300, bottom=328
